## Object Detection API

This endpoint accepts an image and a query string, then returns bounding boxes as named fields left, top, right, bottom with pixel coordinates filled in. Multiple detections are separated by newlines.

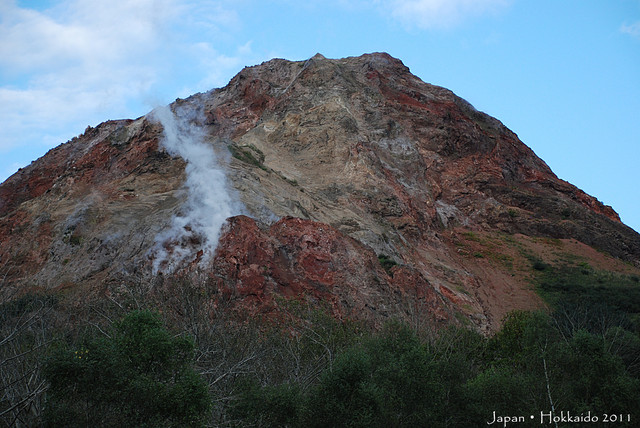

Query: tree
left=0, top=294, right=55, bottom=427
left=42, top=310, right=210, bottom=427
left=553, top=329, right=640, bottom=413
left=303, top=322, right=445, bottom=428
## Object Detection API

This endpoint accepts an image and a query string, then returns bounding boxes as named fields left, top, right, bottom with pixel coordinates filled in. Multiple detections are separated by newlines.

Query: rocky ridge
left=1, top=53, right=639, bottom=332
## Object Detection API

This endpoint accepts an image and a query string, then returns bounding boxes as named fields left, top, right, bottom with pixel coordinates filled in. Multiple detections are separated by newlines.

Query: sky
left=1, top=0, right=639, bottom=232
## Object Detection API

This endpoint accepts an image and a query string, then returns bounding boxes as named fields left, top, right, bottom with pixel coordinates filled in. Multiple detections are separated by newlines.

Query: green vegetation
left=42, top=311, right=210, bottom=427
left=532, top=261, right=640, bottom=331
left=276, top=170, right=299, bottom=186
left=228, top=143, right=268, bottom=171
left=230, top=311, right=640, bottom=427
left=377, top=254, right=398, bottom=276
left=62, top=232, right=82, bottom=246
left=530, top=257, right=550, bottom=272
left=461, top=231, right=482, bottom=242
left=4, top=260, right=640, bottom=426
left=228, top=143, right=303, bottom=188
left=68, top=235, right=82, bottom=246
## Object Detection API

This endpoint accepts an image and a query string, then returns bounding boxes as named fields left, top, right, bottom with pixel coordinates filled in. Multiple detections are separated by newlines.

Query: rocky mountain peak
left=1, top=53, right=639, bottom=332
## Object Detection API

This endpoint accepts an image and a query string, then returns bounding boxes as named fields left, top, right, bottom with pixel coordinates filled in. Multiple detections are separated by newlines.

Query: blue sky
left=1, top=0, right=639, bottom=232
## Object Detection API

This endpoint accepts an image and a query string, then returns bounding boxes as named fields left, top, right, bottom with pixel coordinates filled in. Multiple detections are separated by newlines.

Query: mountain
left=1, top=52, right=639, bottom=332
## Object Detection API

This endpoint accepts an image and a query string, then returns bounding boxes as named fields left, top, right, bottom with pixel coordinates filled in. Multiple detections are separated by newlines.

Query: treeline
left=229, top=310, right=640, bottom=427
left=3, top=299, right=639, bottom=427
left=2, top=261, right=640, bottom=427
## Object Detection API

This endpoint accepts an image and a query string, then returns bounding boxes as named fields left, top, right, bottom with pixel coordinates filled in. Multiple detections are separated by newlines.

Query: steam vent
left=2, top=53, right=640, bottom=334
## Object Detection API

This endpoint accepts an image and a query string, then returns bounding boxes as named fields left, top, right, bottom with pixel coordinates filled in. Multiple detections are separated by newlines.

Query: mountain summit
left=1, top=53, right=639, bottom=331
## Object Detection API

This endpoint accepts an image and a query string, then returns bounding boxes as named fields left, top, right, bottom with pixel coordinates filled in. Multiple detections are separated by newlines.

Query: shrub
left=42, top=310, right=210, bottom=427
left=303, top=323, right=446, bottom=427
left=377, top=254, right=398, bottom=276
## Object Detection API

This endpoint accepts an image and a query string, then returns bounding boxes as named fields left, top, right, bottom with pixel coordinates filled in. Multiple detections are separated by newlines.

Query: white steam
left=149, top=104, right=241, bottom=273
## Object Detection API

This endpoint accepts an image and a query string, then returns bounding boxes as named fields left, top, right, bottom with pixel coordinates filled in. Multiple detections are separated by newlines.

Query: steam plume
left=149, top=104, right=241, bottom=273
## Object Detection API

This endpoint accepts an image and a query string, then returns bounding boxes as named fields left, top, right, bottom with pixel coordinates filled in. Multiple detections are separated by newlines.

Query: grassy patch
left=461, top=231, right=482, bottom=242
left=532, top=261, right=640, bottom=329
left=455, top=285, right=470, bottom=295
left=229, top=144, right=268, bottom=171
left=490, top=252, right=514, bottom=269
left=529, top=257, right=549, bottom=272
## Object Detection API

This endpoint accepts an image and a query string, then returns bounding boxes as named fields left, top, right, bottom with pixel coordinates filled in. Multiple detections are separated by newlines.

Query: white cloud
left=0, top=0, right=171, bottom=75
left=0, top=0, right=254, bottom=158
left=621, top=21, right=640, bottom=39
left=380, top=0, right=511, bottom=29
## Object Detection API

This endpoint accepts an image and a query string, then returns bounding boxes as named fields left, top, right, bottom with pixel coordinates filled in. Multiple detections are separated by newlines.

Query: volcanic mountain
left=1, top=52, right=639, bottom=332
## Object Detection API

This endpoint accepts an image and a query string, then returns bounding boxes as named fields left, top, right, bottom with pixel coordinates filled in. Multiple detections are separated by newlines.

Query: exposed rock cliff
left=1, top=53, right=639, bottom=332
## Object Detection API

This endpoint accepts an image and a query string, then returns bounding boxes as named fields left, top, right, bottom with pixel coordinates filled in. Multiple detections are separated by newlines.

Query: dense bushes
left=32, top=307, right=640, bottom=427
left=230, top=312, right=640, bottom=427
left=535, top=263, right=640, bottom=331
left=42, top=311, right=210, bottom=427
left=5, top=265, right=640, bottom=427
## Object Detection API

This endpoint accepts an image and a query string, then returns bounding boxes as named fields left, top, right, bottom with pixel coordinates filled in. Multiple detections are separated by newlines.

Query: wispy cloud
left=0, top=0, right=254, bottom=164
left=621, top=21, right=640, bottom=39
left=379, top=0, right=511, bottom=29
